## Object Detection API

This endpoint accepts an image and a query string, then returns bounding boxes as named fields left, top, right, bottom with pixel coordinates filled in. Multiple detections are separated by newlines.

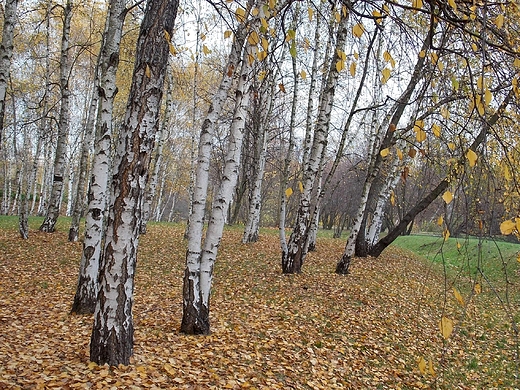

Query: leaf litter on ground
left=0, top=223, right=518, bottom=389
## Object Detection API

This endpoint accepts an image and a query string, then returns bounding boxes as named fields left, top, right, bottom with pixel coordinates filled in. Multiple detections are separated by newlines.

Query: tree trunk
left=368, top=88, right=514, bottom=258
left=39, top=0, right=73, bottom=233
left=282, top=11, right=349, bottom=274
left=90, top=0, right=178, bottom=365
left=68, top=59, right=101, bottom=242
left=71, top=0, right=127, bottom=314
left=0, top=0, right=17, bottom=152
left=182, top=27, right=253, bottom=334
left=242, top=76, right=273, bottom=243
left=140, top=66, right=174, bottom=234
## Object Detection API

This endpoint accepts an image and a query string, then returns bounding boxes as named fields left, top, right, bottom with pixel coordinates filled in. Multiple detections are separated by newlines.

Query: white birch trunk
left=90, top=0, right=178, bottom=365
left=0, top=0, right=17, bottom=149
left=71, top=0, right=126, bottom=314
left=242, top=78, right=273, bottom=243
left=39, top=0, right=73, bottom=232
left=181, top=13, right=250, bottom=334
left=282, top=12, right=349, bottom=274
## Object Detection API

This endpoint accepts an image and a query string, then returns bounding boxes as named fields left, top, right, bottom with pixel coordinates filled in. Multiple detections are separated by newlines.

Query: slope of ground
left=0, top=220, right=518, bottom=389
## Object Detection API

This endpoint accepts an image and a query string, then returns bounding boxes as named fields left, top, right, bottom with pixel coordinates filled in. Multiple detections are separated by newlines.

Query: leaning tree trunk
left=180, top=2, right=252, bottom=334
left=89, top=0, right=178, bottom=365
left=369, top=88, right=514, bottom=258
left=282, top=11, right=349, bottom=274
left=39, top=0, right=73, bottom=233
left=181, top=29, right=253, bottom=334
left=336, top=24, right=436, bottom=274
left=71, top=0, right=127, bottom=315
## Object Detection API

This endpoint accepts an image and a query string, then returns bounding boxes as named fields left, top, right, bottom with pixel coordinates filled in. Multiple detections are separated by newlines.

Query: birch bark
left=0, top=0, right=18, bottom=151
left=71, top=0, right=127, bottom=314
left=89, top=0, right=178, bottom=365
left=39, top=0, right=73, bottom=233
left=181, top=8, right=251, bottom=334
left=282, top=11, right=349, bottom=274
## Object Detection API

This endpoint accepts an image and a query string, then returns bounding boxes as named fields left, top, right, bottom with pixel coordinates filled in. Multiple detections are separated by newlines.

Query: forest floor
left=0, top=219, right=519, bottom=389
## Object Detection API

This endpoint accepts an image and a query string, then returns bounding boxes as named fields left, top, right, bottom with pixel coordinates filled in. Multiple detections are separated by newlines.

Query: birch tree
left=181, top=0, right=264, bottom=334
left=39, top=0, right=73, bottom=233
left=282, top=8, right=349, bottom=274
left=89, top=0, right=178, bottom=365
left=0, top=0, right=18, bottom=151
left=71, top=0, right=127, bottom=314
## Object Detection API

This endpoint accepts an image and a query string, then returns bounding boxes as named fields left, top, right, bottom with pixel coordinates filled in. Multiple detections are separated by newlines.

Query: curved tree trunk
left=181, top=22, right=253, bottom=333
left=89, top=0, right=178, bottom=365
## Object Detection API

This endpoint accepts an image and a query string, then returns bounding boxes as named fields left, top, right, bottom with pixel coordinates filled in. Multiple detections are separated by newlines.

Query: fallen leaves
left=0, top=222, right=518, bottom=388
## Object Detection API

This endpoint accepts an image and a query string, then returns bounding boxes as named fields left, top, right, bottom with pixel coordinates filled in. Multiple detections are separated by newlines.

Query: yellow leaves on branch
left=413, top=120, right=426, bottom=143
left=453, top=287, right=464, bottom=306
left=380, top=148, right=390, bottom=158
left=285, top=187, right=293, bottom=197
left=235, top=7, right=246, bottom=23
left=499, top=218, right=520, bottom=237
left=466, top=149, right=478, bottom=167
left=352, top=23, right=365, bottom=38
left=442, top=190, right=453, bottom=204
left=439, top=316, right=454, bottom=339
left=418, top=356, right=435, bottom=376
left=381, top=68, right=391, bottom=84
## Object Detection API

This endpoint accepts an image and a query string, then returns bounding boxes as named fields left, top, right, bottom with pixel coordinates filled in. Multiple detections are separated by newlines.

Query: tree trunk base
left=335, top=255, right=351, bottom=275
left=68, top=227, right=79, bottom=242
left=90, top=322, right=134, bottom=366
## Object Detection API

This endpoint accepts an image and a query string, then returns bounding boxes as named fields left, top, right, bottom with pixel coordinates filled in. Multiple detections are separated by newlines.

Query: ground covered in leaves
left=0, top=221, right=518, bottom=389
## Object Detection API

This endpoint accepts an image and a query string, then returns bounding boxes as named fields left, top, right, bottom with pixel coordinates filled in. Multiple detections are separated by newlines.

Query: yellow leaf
left=285, top=187, right=293, bottom=197
left=443, top=228, right=450, bottom=241
left=495, top=14, right=504, bottom=29
left=248, top=31, right=260, bottom=46
left=308, top=7, right=314, bottom=21
left=448, top=142, right=456, bottom=151
left=380, top=148, right=390, bottom=157
left=372, top=10, right=382, bottom=23
left=298, top=181, right=304, bottom=193
left=202, top=44, right=211, bottom=55
left=439, top=316, right=453, bottom=339
left=457, top=241, right=461, bottom=249
left=336, top=60, right=345, bottom=72
left=257, top=51, right=267, bottom=61
left=353, top=51, right=359, bottom=60
left=418, top=356, right=426, bottom=374
left=416, top=130, right=426, bottom=143
left=466, top=149, right=477, bottom=167
left=500, top=219, right=516, bottom=235
left=269, top=0, right=276, bottom=9
left=448, top=0, right=457, bottom=11
left=437, top=215, right=444, bottom=226
left=516, top=253, right=520, bottom=264
left=261, top=17, right=268, bottom=29
left=261, top=37, right=269, bottom=51
left=251, top=7, right=259, bottom=16
left=383, top=50, right=392, bottom=62
left=349, top=62, right=356, bottom=77
left=164, top=363, right=176, bottom=376
left=453, top=287, right=464, bottom=306
left=145, top=64, right=151, bottom=77
left=88, top=361, right=98, bottom=370
left=381, top=68, right=391, bottom=84
left=474, top=283, right=481, bottom=294
left=390, top=191, right=396, bottom=206
left=235, top=7, right=246, bottom=23
left=224, top=30, right=232, bottom=39
left=169, top=43, right=177, bottom=56
left=432, top=123, right=441, bottom=137
left=438, top=61, right=444, bottom=71
left=442, top=190, right=453, bottom=204
left=412, top=0, right=423, bottom=9
left=335, top=12, right=341, bottom=23
left=300, top=70, right=307, bottom=79
left=484, top=89, right=492, bottom=105
left=516, top=217, right=520, bottom=233
left=352, top=23, right=364, bottom=38
left=514, top=58, right=520, bottom=68
left=441, top=106, right=449, bottom=119
left=429, top=360, right=436, bottom=376
left=164, top=30, right=171, bottom=42
left=258, top=71, right=266, bottom=81
left=419, top=50, right=426, bottom=58
left=336, top=49, right=346, bottom=60
left=397, top=148, right=403, bottom=160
